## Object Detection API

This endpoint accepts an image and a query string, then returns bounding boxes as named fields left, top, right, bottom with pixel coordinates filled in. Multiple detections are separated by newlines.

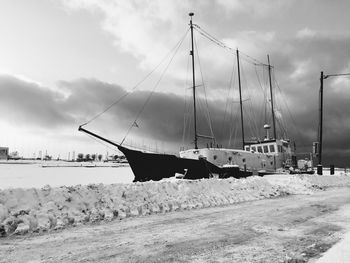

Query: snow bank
left=1, top=174, right=350, bottom=237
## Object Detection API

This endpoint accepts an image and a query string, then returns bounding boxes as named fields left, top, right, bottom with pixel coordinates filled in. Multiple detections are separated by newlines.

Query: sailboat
left=79, top=13, right=296, bottom=182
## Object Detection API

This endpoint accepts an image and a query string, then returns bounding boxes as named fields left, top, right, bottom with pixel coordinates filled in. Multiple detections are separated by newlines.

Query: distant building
left=0, top=147, right=9, bottom=160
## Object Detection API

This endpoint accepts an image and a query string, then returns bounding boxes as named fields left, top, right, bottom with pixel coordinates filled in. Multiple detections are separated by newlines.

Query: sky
left=1, top=0, right=350, bottom=166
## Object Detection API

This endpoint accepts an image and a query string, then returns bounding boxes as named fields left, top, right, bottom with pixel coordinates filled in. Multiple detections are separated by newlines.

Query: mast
left=267, top=55, right=277, bottom=139
left=189, top=12, right=198, bottom=149
left=236, top=49, right=245, bottom=149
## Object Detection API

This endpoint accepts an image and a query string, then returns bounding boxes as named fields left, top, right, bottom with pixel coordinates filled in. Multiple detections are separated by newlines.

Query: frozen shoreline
left=0, top=162, right=134, bottom=189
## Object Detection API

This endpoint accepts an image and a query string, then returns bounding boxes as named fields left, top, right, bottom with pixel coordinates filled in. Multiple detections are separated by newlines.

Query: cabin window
left=263, top=145, right=269, bottom=153
left=228, top=157, right=232, bottom=161
left=278, top=145, right=283, bottom=153
left=213, top=155, right=217, bottom=160
left=269, top=145, right=275, bottom=153
left=242, top=158, right=246, bottom=163
left=257, top=146, right=263, bottom=153
left=270, top=161, right=273, bottom=165
left=251, top=146, right=256, bottom=152
left=245, top=146, right=250, bottom=151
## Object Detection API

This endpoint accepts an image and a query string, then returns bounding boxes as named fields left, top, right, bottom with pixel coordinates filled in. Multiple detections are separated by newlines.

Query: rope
left=82, top=28, right=190, bottom=126
left=220, top=60, right=236, bottom=141
left=121, top=29, right=188, bottom=145
left=182, top=44, right=191, bottom=147
left=194, top=36, right=216, bottom=142
left=193, top=24, right=267, bottom=67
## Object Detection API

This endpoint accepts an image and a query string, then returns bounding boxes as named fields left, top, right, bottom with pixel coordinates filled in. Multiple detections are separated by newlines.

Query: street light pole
left=317, top=72, right=324, bottom=175
left=317, top=71, right=350, bottom=175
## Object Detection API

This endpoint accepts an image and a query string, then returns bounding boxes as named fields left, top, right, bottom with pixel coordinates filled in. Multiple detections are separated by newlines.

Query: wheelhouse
left=244, top=139, right=293, bottom=155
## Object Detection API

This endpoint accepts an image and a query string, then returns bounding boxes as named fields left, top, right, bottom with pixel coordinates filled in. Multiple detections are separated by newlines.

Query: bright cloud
left=296, top=28, right=316, bottom=39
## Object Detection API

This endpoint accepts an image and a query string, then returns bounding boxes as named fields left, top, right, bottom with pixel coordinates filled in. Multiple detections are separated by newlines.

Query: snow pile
left=300, top=174, right=350, bottom=189
left=1, top=174, right=350, bottom=236
left=264, top=174, right=315, bottom=195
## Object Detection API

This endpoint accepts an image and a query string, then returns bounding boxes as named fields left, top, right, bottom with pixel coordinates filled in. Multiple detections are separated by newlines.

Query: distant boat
left=79, top=13, right=296, bottom=182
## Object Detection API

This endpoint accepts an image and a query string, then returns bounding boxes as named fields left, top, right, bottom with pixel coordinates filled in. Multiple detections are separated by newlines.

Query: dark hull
left=289, top=170, right=315, bottom=175
left=117, top=145, right=252, bottom=182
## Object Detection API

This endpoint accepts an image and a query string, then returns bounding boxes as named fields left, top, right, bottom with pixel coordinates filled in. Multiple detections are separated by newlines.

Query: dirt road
left=1, top=188, right=350, bottom=263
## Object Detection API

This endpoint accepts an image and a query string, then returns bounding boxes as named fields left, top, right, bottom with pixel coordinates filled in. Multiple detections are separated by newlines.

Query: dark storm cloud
left=0, top=75, right=74, bottom=128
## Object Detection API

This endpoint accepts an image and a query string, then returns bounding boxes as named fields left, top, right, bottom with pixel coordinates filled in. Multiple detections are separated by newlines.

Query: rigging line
left=182, top=41, right=191, bottom=147
left=272, top=70, right=301, bottom=140
left=193, top=24, right=267, bottom=67
left=121, top=29, right=187, bottom=145
left=86, top=133, right=120, bottom=153
left=221, top=60, right=236, bottom=141
left=240, top=61, right=259, bottom=138
left=254, top=64, right=268, bottom=126
left=194, top=36, right=216, bottom=141
left=228, top=107, right=239, bottom=147
left=82, top=28, right=190, bottom=126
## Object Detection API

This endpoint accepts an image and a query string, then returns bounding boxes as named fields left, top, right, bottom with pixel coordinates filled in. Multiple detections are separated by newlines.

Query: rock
left=14, top=223, right=30, bottom=235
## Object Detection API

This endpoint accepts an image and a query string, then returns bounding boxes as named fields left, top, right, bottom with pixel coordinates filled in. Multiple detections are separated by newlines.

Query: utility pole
left=317, top=71, right=324, bottom=175
left=316, top=71, right=350, bottom=175
left=236, top=49, right=245, bottom=149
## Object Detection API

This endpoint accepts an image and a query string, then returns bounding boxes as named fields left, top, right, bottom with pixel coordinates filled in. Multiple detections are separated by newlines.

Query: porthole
left=213, top=155, right=217, bottom=160
left=242, top=158, right=246, bottom=163
left=228, top=157, right=232, bottom=161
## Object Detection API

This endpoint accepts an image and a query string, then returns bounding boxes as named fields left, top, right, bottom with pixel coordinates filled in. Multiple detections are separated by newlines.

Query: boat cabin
left=244, top=139, right=293, bottom=156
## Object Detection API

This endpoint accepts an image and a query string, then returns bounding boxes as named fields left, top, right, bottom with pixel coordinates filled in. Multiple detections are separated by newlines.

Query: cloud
left=296, top=28, right=317, bottom=39
left=216, top=0, right=294, bottom=18
left=0, top=75, right=73, bottom=128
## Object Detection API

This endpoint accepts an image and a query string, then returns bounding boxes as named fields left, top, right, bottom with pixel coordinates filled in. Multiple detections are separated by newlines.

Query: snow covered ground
left=0, top=162, right=134, bottom=189
left=1, top=170, right=350, bottom=237
left=1, top=162, right=350, bottom=237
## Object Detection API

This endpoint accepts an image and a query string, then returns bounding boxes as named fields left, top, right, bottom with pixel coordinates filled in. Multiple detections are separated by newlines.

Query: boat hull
left=117, top=145, right=252, bottom=182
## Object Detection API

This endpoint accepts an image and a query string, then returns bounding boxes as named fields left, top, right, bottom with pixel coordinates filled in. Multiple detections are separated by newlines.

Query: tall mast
left=189, top=12, right=198, bottom=149
left=267, top=55, right=277, bottom=139
left=236, top=49, right=245, bottom=149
